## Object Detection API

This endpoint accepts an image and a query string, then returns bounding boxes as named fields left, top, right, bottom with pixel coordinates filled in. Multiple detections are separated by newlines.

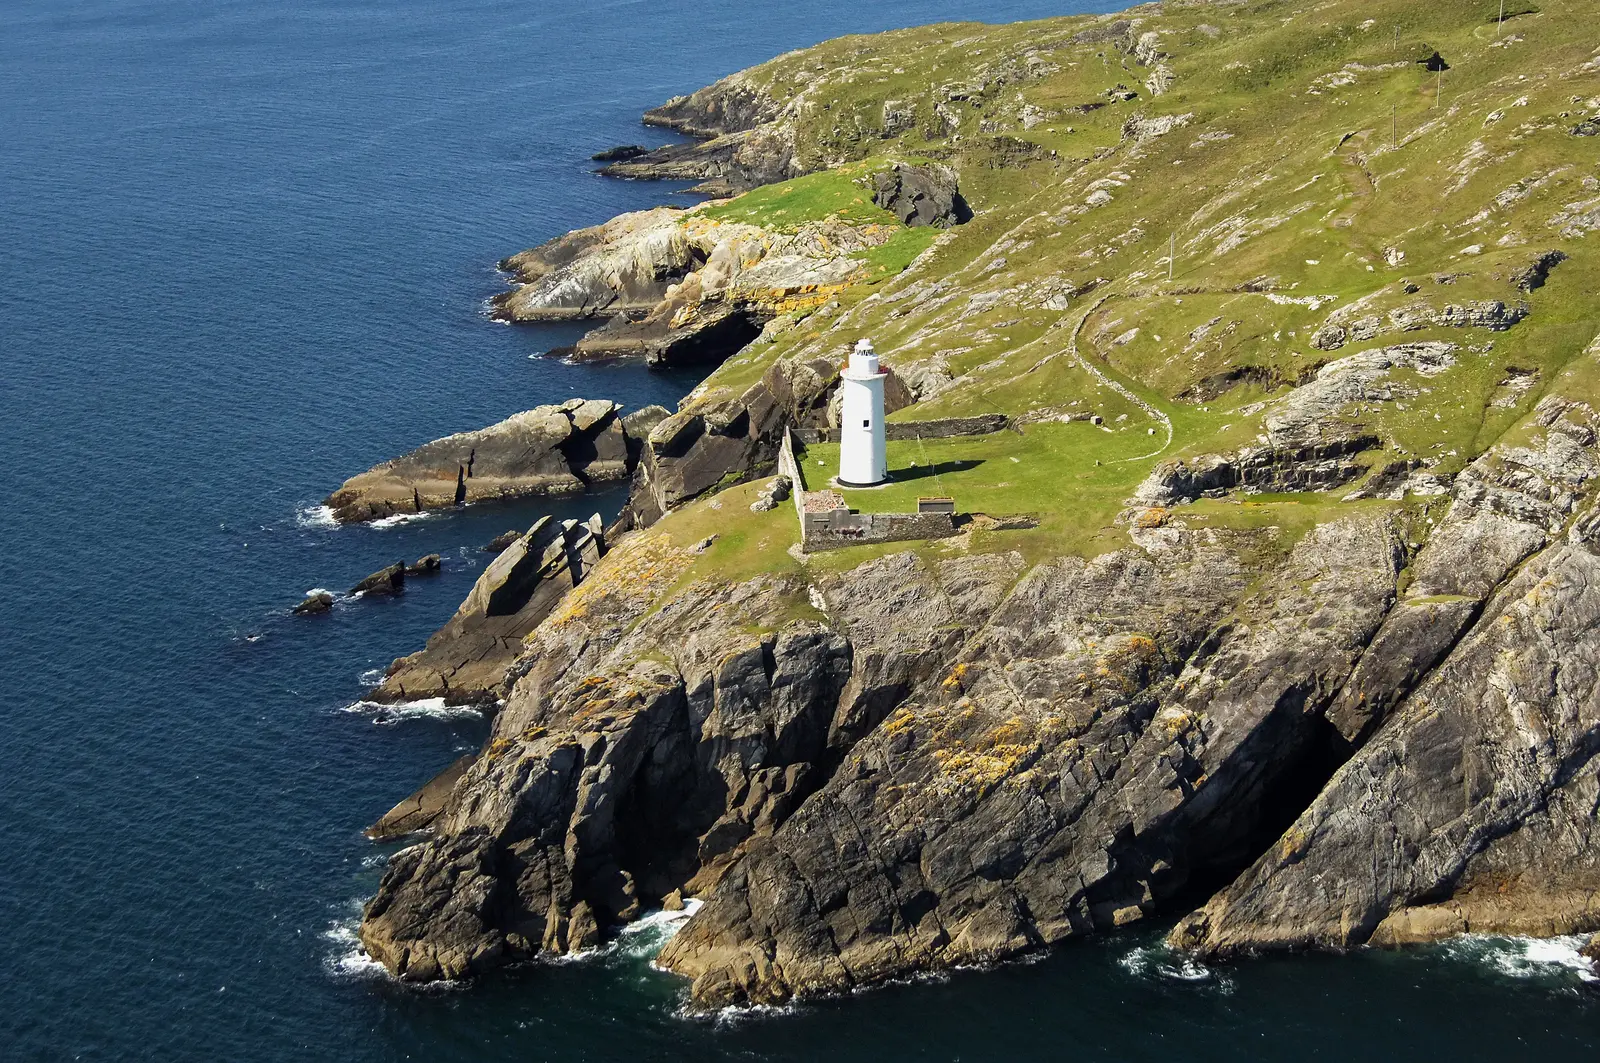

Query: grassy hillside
left=652, top=0, right=1600, bottom=578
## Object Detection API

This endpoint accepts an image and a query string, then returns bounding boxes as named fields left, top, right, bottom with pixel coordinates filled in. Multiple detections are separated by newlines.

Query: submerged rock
left=483, top=530, right=520, bottom=553
left=590, top=145, right=650, bottom=162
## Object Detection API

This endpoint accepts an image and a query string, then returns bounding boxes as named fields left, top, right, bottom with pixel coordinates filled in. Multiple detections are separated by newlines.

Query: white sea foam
left=1119, top=943, right=1232, bottom=988
left=618, top=898, right=702, bottom=960
left=695, top=999, right=803, bottom=1025
left=296, top=505, right=339, bottom=529
left=340, top=697, right=486, bottom=725
left=1441, top=933, right=1597, bottom=983
left=369, top=511, right=434, bottom=529
left=322, top=921, right=388, bottom=981
left=358, top=667, right=386, bottom=687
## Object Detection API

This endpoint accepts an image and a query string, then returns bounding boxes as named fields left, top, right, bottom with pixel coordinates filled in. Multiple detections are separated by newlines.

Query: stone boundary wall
left=792, top=413, right=1009, bottom=446
left=801, top=509, right=957, bottom=550
left=779, top=428, right=959, bottom=551
left=778, top=427, right=806, bottom=524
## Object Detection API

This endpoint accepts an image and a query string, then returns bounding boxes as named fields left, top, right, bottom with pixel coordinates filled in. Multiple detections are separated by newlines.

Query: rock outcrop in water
left=325, top=400, right=641, bottom=524
left=595, top=71, right=798, bottom=195
left=370, top=513, right=608, bottom=705
left=492, top=207, right=909, bottom=367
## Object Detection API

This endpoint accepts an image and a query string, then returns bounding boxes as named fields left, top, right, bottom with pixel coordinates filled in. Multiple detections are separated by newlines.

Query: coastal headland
left=339, top=0, right=1600, bottom=1007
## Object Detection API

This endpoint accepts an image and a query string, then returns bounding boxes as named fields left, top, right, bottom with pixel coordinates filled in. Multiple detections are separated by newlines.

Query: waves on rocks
left=339, top=698, right=487, bottom=726
left=1439, top=934, right=1598, bottom=986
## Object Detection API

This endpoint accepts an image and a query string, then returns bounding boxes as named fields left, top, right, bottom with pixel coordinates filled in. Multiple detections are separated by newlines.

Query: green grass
left=795, top=422, right=1159, bottom=555
left=699, top=161, right=897, bottom=230
left=660, top=0, right=1600, bottom=569
left=853, top=225, right=940, bottom=280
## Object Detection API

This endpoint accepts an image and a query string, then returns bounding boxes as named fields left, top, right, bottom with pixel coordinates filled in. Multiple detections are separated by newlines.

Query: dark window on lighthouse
left=863, top=419, right=870, bottom=428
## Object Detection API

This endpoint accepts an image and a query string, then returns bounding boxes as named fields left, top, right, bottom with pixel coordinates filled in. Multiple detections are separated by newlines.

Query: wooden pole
left=1498, top=0, right=1505, bottom=37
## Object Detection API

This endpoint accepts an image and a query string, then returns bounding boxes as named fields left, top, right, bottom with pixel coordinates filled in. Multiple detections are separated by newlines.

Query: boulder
left=405, top=554, right=442, bottom=575
left=293, top=590, right=334, bottom=615
left=483, top=530, right=520, bottom=553
left=871, top=163, right=969, bottom=227
left=590, top=145, right=649, bottom=162
left=350, top=563, right=405, bottom=597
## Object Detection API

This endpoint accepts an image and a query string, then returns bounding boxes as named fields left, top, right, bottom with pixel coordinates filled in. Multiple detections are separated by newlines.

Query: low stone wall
left=780, top=427, right=961, bottom=551
left=778, top=428, right=805, bottom=523
left=792, top=413, right=1009, bottom=445
left=801, top=509, right=957, bottom=551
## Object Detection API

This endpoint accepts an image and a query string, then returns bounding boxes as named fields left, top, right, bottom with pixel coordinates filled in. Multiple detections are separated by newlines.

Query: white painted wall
left=839, top=339, right=887, bottom=486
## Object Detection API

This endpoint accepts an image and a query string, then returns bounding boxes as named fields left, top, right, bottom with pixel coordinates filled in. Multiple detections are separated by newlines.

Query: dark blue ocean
left=2, top=0, right=1596, bottom=1058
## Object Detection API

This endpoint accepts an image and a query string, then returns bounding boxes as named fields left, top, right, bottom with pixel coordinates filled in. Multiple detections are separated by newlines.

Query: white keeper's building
left=838, top=338, right=888, bottom=487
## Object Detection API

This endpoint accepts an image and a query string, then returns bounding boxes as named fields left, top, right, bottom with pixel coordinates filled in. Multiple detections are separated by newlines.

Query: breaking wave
left=1440, top=934, right=1597, bottom=984
left=369, top=511, right=434, bottom=529
left=1119, top=943, right=1233, bottom=990
left=322, top=920, right=388, bottom=981
left=340, top=697, right=486, bottom=725
left=295, top=504, right=339, bottom=529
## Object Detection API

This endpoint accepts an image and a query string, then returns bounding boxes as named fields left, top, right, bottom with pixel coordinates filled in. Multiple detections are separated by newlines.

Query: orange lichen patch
left=978, top=715, right=1033, bottom=751
left=1156, top=707, right=1201, bottom=740
left=571, top=696, right=618, bottom=725
left=544, top=532, right=691, bottom=632
left=1093, top=633, right=1162, bottom=691
left=1277, top=826, right=1311, bottom=864
left=941, top=662, right=973, bottom=693
left=1134, top=507, right=1169, bottom=529
left=882, top=706, right=918, bottom=737
left=932, top=743, right=1035, bottom=792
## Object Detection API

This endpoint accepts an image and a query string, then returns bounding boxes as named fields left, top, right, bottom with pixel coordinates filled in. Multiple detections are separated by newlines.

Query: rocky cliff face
left=363, top=393, right=1600, bottom=1001
left=1170, top=396, right=1600, bottom=957
left=355, top=0, right=1600, bottom=1010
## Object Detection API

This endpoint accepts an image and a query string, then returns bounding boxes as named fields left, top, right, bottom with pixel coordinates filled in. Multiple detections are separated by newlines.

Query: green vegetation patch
left=700, top=161, right=897, bottom=230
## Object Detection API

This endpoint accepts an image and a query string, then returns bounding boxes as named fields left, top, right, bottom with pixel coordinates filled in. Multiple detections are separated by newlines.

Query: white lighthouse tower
left=838, top=338, right=888, bottom=487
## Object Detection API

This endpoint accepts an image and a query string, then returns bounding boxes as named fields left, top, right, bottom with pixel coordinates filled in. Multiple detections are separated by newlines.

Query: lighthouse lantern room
left=838, top=338, right=888, bottom=487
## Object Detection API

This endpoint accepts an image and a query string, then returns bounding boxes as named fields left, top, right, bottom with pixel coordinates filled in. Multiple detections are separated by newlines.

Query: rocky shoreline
left=340, top=0, right=1600, bottom=1009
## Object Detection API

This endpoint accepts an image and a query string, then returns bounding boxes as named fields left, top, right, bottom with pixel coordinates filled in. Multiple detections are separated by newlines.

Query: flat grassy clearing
left=797, top=420, right=1155, bottom=514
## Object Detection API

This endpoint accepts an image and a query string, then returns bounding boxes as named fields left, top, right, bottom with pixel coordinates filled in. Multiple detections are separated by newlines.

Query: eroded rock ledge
left=324, top=400, right=666, bottom=525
